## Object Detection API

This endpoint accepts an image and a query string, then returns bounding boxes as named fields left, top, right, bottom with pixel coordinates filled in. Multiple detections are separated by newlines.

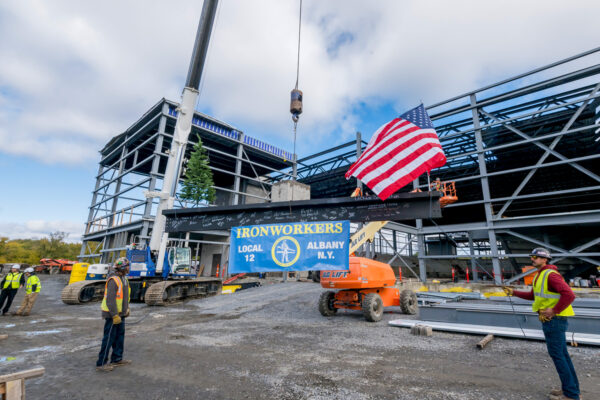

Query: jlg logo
left=322, top=271, right=349, bottom=278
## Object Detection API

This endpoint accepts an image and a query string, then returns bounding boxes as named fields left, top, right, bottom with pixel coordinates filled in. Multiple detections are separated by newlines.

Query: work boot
left=548, top=394, right=578, bottom=400
left=96, top=364, right=114, bottom=372
left=110, top=359, right=132, bottom=367
left=21, top=313, right=29, bottom=317
left=549, top=388, right=563, bottom=396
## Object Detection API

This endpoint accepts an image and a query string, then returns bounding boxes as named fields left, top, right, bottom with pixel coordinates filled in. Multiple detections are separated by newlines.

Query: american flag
left=345, top=104, right=446, bottom=201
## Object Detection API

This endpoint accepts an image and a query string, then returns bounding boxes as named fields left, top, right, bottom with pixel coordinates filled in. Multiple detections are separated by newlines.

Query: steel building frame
left=81, top=49, right=600, bottom=284
left=291, top=48, right=600, bottom=283
left=80, top=98, right=295, bottom=263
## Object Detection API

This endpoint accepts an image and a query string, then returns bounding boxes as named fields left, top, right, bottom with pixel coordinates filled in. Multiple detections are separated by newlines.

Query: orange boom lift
left=318, top=221, right=418, bottom=322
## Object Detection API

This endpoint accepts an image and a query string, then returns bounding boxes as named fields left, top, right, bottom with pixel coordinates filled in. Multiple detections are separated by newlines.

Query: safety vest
left=2, top=273, right=22, bottom=290
left=532, top=269, right=575, bottom=317
left=25, top=275, right=41, bottom=294
left=101, top=276, right=130, bottom=313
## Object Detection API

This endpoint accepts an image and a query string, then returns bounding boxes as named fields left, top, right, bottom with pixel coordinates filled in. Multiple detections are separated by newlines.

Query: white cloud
left=1, top=0, right=599, bottom=164
left=0, top=220, right=83, bottom=242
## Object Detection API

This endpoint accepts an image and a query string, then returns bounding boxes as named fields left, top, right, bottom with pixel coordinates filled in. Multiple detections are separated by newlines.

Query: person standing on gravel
left=504, top=248, right=579, bottom=400
left=0, top=264, right=25, bottom=315
left=14, top=267, right=41, bottom=316
left=96, top=257, right=132, bottom=372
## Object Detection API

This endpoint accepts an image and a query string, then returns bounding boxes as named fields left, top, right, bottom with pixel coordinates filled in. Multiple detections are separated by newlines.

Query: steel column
left=232, top=132, right=244, bottom=205
left=412, top=179, right=427, bottom=283
left=467, top=232, right=479, bottom=282
left=470, top=94, right=502, bottom=284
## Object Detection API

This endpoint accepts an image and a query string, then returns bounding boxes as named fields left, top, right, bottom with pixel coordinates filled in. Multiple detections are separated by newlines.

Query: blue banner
left=229, top=221, right=350, bottom=273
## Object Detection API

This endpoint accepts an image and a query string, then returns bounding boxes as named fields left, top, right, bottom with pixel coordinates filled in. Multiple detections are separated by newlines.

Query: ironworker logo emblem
left=271, top=236, right=301, bottom=267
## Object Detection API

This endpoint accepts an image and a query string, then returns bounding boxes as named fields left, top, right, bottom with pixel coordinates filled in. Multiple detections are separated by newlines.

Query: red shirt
left=513, top=264, right=575, bottom=314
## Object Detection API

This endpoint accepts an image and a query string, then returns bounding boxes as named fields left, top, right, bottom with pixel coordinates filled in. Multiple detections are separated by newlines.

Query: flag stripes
left=345, top=104, right=446, bottom=201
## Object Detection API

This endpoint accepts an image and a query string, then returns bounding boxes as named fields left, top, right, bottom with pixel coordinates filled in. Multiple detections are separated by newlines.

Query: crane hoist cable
left=290, top=0, right=303, bottom=174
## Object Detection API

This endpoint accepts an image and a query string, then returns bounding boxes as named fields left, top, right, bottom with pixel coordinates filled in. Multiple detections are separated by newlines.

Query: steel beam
left=163, top=192, right=441, bottom=232
left=417, top=303, right=600, bottom=334
left=389, top=319, right=600, bottom=346
left=552, top=237, right=600, bottom=264
left=443, top=123, right=600, bottom=162
left=419, top=210, right=600, bottom=234
left=480, top=109, right=600, bottom=184
left=496, top=83, right=600, bottom=218
left=427, top=46, right=600, bottom=110
left=498, top=230, right=600, bottom=266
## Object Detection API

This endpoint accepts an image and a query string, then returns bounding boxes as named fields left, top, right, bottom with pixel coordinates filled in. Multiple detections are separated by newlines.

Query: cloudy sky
left=1, top=0, right=599, bottom=242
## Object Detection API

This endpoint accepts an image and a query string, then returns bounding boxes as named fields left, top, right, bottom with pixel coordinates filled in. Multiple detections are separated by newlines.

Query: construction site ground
left=1, top=275, right=599, bottom=400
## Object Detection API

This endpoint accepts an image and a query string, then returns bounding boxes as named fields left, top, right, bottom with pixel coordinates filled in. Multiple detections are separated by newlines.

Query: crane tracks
left=144, top=278, right=223, bottom=306
left=61, top=280, right=106, bottom=304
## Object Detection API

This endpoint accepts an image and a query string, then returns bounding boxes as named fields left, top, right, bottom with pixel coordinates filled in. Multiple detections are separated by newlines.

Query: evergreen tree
left=180, top=135, right=216, bottom=206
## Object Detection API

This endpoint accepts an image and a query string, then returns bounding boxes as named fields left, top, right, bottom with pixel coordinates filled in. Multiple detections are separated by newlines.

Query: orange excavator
left=318, top=221, right=418, bottom=322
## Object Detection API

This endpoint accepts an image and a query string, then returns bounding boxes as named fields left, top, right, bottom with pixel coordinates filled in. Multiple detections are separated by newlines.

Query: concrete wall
left=271, top=180, right=310, bottom=202
left=243, top=181, right=268, bottom=205
left=198, top=235, right=230, bottom=277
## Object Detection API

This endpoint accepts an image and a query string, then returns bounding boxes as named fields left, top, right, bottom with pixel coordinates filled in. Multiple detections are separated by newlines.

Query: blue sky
left=1, top=0, right=599, bottom=241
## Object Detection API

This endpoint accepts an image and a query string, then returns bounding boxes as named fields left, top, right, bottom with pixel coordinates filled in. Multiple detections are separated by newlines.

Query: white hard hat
left=11, top=264, right=21, bottom=271
left=24, top=267, right=34, bottom=273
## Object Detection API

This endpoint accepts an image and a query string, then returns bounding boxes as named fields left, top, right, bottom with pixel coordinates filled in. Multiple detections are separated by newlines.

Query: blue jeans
left=542, top=317, right=579, bottom=399
left=96, top=318, right=125, bottom=366
left=0, top=289, right=18, bottom=313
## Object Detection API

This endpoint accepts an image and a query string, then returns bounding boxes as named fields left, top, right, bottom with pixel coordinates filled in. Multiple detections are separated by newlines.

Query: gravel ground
left=1, top=275, right=599, bottom=400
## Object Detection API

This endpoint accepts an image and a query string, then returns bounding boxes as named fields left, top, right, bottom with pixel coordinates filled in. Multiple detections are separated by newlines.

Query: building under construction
left=79, top=98, right=294, bottom=274
left=80, top=48, right=600, bottom=282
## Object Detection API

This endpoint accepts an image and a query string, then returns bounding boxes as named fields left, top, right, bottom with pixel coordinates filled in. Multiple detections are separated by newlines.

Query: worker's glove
left=112, top=315, right=122, bottom=325
left=502, top=286, right=513, bottom=296
left=538, top=313, right=552, bottom=323
left=31, top=284, right=37, bottom=292
left=539, top=308, right=555, bottom=322
left=124, top=308, right=130, bottom=318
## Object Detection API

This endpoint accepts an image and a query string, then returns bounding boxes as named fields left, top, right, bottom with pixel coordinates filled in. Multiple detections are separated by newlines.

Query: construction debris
left=0, top=367, right=45, bottom=400
left=476, top=334, right=494, bottom=349
left=410, top=324, right=433, bottom=336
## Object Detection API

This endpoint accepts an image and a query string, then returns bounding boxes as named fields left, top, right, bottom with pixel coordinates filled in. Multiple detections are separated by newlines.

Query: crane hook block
left=290, top=88, right=303, bottom=121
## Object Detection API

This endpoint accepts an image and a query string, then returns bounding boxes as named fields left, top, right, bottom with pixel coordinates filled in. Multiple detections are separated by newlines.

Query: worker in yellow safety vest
left=96, top=257, right=132, bottom=372
left=14, top=267, right=41, bottom=316
left=0, top=264, right=25, bottom=315
left=504, top=248, right=579, bottom=400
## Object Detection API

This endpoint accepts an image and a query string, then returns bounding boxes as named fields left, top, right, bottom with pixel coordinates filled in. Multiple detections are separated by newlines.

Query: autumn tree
left=0, top=233, right=81, bottom=264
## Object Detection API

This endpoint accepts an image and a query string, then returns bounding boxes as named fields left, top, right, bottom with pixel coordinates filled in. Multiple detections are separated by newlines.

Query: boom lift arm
left=348, top=221, right=388, bottom=255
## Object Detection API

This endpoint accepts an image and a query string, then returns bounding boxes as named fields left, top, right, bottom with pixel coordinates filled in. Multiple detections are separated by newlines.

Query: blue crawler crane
left=61, top=243, right=221, bottom=306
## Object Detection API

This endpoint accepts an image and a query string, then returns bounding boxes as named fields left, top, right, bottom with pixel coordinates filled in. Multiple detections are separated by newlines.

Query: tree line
left=0, top=232, right=81, bottom=265
left=0, top=137, right=213, bottom=266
